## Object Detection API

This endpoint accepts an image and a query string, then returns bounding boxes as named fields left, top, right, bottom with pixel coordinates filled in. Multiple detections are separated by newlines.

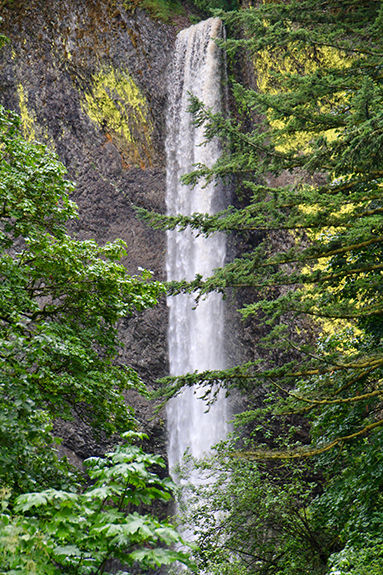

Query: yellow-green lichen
left=255, top=45, right=353, bottom=152
left=16, top=84, right=56, bottom=150
left=17, top=84, right=36, bottom=141
left=82, top=67, right=153, bottom=168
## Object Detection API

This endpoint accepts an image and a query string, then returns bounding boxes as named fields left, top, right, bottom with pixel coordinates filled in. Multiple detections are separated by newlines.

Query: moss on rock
left=82, top=67, right=153, bottom=168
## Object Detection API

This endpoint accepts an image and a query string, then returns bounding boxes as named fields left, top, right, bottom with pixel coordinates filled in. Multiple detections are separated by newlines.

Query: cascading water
left=166, top=18, right=228, bottom=481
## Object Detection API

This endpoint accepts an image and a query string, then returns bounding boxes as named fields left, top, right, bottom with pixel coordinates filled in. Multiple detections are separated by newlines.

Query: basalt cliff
left=0, top=0, right=257, bottom=465
left=0, top=0, right=184, bottom=462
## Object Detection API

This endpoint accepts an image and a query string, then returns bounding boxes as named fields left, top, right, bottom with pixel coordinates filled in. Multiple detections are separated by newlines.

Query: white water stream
left=166, top=18, right=229, bottom=480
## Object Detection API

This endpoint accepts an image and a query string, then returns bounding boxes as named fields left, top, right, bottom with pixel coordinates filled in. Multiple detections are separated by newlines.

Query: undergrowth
left=123, top=0, right=186, bottom=22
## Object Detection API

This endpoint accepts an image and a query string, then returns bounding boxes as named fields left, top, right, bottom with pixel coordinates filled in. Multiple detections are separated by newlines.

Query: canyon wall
left=0, top=0, right=258, bottom=466
left=0, top=0, right=181, bottom=461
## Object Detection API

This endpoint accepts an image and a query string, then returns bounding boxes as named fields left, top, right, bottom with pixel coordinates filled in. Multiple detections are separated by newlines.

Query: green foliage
left=189, top=0, right=238, bottom=15
left=0, top=432, right=193, bottom=574
left=122, top=0, right=237, bottom=21
left=0, top=26, right=8, bottom=50
left=123, top=0, right=185, bottom=22
left=0, top=104, right=188, bottom=573
left=141, top=0, right=383, bottom=573
left=176, top=445, right=332, bottom=575
left=0, top=103, right=165, bottom=494
left=143, top=0, right=185, bottom=21
left=175, top=436, right=383, bottom=575
left=328, top=541, right=383, bottom=575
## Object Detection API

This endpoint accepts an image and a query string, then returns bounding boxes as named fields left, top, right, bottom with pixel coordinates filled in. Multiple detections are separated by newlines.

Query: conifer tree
left=143, top=0, right=383, bottom=461
left=140, top=1, right=383, bottom=572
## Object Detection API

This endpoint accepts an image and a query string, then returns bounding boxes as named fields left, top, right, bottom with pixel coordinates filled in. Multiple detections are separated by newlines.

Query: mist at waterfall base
left=165, top=17, right=229, bottom=499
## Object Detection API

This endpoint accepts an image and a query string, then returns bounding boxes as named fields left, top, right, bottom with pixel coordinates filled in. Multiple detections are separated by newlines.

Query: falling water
left=166, top=18, right=228, bottom=480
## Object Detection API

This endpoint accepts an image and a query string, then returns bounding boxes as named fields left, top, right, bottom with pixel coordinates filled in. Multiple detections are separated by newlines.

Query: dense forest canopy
left=141, top=0, right=383, bottom=573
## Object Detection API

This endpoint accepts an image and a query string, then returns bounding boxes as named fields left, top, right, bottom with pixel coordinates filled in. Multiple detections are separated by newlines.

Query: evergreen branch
left=294, top=260, right=383, bottom=286
left=332, top=368, right=376, bottom=397
left=262, top=236, right=383, bottom=267
left=308, top=39, right=383, bottom=58
left=269, top=378, right=383, bottom=407
left=289, top=305, right=383, bottom=320
left=232, top=418, right=383, bottom=461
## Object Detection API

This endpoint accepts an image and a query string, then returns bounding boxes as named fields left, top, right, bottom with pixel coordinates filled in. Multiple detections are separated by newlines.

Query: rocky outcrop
left=0, top=0, right=180, bottom=460
left=0, top=0, right=267, bottom=467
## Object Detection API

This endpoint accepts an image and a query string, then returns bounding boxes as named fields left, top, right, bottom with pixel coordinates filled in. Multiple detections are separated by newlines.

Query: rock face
left=0, top=0, right=179, bottom=460
left=0, top=0, right=265, bottom=468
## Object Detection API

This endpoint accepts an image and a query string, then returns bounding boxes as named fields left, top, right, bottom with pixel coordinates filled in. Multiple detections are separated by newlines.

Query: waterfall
left=165, top=18, right=228, bottom=480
